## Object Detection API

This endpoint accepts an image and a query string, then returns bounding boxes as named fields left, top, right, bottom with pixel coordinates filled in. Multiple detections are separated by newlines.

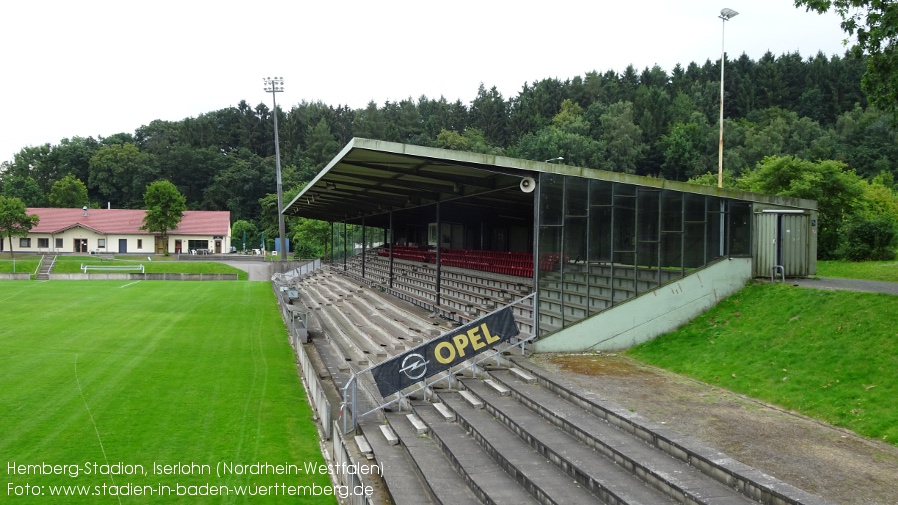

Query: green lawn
left=628, top=281, right=898, bottom=445
left=817, top=259, right=898, bottom=282
left=0, top=258, right=40, bottom=276
left=0, top=281, right=334, bottom=504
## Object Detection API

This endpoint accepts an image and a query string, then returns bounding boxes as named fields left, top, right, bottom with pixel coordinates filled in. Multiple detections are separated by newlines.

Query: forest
left=1, top=49, right=897, bottom=260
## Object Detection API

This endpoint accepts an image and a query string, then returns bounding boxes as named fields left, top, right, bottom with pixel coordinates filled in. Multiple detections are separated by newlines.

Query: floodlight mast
left=717, top=8, right=738, bottom=189
left=263, top=76, right=287, bottom=261
left=717, top=8, right=738, bottom=258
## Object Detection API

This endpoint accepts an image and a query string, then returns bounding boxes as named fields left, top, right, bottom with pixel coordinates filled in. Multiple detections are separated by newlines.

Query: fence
left=271, top=258, right=322, bottom=283
left=291, top=327, right=332, bottom=440
left=331, top=422, right=374, bottom=505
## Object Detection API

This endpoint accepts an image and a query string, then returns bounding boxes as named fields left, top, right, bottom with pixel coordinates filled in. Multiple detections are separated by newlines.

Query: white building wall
left=20, top=228, right=230, bottom=255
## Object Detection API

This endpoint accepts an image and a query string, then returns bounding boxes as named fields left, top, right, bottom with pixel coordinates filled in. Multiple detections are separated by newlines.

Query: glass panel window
left=55, top=238, right=63, bottom=248
left=98, top=239, right=106, bottom=248
left=539, top=173, right=564, bottom=226
left=38, top=238, right=49, bottom=248
left=19, top=238, right=31, bottom=248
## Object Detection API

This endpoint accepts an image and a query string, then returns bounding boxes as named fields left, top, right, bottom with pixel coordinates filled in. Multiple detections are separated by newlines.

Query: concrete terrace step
left=436, top=392, right=607, bottom=504
left=383, top=410, right=481, bottom=505
left=504, top=359, right=833, bottom=505
left=412, top=402, right=542, bottom=505
left=462, top=376, right=752, bottom=505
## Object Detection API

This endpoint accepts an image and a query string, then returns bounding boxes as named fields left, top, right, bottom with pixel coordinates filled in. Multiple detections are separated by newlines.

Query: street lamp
left=717, top=8, right=738, bottom=188
left=263, top=76, right=287, bottom=261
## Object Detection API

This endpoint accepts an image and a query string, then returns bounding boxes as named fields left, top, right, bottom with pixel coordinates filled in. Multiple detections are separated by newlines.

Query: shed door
left=754, top=213, right=810, bottom=277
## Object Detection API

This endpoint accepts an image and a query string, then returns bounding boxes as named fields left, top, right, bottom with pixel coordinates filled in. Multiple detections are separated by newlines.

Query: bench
left=81, top=264, right=145, bottom=273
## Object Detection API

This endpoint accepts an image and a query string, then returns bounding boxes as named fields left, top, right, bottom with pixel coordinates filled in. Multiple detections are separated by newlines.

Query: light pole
left=717, top=8, right=738, bottom=188
left=263, top=76, right=287, bottom=261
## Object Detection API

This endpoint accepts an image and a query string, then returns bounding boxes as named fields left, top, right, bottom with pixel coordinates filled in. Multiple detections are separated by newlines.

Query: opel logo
left=399, top=353, right=429, bottom=380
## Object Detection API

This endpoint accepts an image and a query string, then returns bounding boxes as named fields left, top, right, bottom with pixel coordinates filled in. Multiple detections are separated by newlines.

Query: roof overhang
left=283, top=138, right=816, bottom=228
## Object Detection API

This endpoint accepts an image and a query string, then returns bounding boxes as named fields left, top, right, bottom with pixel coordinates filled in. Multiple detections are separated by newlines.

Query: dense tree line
left=1, top=49, right=896, bottom=259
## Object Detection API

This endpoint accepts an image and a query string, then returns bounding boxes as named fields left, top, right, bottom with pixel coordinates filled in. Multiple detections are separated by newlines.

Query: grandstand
left=273, top=139, right=826, bottom=505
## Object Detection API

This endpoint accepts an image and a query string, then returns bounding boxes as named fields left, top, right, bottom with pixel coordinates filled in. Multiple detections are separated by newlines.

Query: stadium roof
left=283, top=138, right=816, bottom=228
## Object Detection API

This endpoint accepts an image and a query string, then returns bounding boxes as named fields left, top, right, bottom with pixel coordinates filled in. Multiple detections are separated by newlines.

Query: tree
left=48, top=174, right=89, bottom=208
left=1, top=175, right=46, bottom=207
left=738, top=155, right=867, bottom=258
left=596, top=101, right=647, bottom=175
left=141, top=180, right=186, bottom=256
left=0, top=196, right=40, bottom=258
left=796, top=0, right=898, bottom=118
left=88, top=142, right=157, bottom=208
left=231, top=220, right=258, bottom=253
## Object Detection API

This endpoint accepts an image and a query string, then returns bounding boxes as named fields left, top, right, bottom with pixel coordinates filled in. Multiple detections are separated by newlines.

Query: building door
left=155, top=236, right=166, bottom=254
left=74, top=238, right=88, bottom=253
left=119, top=239, right=128, bottom=253
left=214, top=240, right=222, bottom=254
left=754, top=212, right=810, bottom=278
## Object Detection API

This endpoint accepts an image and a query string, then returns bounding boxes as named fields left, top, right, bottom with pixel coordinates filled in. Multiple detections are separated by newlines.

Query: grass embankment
left=0, top=258, right=40, bottom=276
left=628, top=264, right=898, bottom=445
left=817, top=259, right=898, bottom=282
left=0, top=281, right=333, bottom=504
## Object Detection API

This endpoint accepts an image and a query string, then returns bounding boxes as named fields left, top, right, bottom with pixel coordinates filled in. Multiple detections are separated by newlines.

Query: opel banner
left=370, top=307, right=520, bottom=398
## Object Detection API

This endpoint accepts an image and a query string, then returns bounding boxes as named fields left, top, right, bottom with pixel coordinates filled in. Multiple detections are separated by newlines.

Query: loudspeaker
left=520, top=177, right=536, bottom=193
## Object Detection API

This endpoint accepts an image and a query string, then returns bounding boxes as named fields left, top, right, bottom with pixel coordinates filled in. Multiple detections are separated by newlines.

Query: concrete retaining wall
left=534, top=257, right=753, bottom=352
left=0, top=273, right=31, bottom=281
left=49, top=273, right=239, bottom=281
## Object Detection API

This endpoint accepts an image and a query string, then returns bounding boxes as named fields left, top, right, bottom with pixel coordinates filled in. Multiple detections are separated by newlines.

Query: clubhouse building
left=6, top=208, right=231, bottom=255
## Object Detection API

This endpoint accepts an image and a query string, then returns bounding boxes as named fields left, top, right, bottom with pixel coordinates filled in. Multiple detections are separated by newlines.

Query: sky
left=0, top=0, right=852, bottom=165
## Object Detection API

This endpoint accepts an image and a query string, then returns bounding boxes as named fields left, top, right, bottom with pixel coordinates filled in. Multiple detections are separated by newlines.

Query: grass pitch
left=0, top=281, right=335, bottom=504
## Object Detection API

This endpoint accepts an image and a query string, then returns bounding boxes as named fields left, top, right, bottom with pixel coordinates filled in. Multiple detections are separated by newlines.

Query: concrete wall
left=533, top=257, right=752, bottom=352
left=49, top=273, right=238, bottom=281
left=0, top=273, right=30, bottom=280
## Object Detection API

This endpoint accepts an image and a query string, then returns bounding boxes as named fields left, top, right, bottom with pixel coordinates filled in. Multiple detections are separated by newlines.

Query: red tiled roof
left=26, top=208, right=230, bottom=236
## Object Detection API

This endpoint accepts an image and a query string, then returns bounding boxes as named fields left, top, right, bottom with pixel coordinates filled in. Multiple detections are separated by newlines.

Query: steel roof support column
left=531, top=176, right=540, bottom=341
left=389, top=210, right=394, bottom=289
left=435, top=202, right=442, bottom=308
left=361, top=217, right=366, bottom=280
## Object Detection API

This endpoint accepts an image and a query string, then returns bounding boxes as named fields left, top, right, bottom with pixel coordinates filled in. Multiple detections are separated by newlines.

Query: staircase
left=36, top=255, right=55, bottom=280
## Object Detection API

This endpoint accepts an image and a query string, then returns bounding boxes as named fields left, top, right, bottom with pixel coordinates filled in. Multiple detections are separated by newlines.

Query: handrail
left=340, top=293, right=536, bottom=434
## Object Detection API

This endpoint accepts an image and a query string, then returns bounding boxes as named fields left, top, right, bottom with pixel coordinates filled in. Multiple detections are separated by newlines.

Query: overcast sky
left=0, top=0, right=851, bottom=165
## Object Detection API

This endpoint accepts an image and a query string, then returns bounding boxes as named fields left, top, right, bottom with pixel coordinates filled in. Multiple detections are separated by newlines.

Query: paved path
left=221, top=261, right=271, bottom=281
left=788, top=276, right=898, bottom=295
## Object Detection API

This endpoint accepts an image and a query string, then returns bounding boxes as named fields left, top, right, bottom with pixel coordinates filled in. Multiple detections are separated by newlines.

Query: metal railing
left=340, top=293, right=536, bottom=434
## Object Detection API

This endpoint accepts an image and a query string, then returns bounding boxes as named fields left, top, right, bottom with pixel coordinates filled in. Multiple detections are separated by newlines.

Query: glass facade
left=536, top=175, right=751, bottom=336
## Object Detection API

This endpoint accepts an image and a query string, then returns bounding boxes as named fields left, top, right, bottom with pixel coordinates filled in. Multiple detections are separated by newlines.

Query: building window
left=38, top=238, right=49, bottom=248
left=98, top=239, right=106, bottom=248
left=20, top=238, right=31, bottom=248
left=55, top=238, right=63, bottom=248
left=137, top=239, right=143, bottom=249
left=188, top=240, right=210, bottom=252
